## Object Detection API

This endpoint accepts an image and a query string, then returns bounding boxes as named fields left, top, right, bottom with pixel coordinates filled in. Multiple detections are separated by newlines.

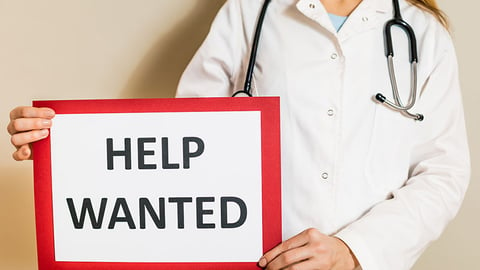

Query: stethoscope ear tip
left=375, top=92, right=424, bottom=122
left=375, top=93, right=387, bottom=103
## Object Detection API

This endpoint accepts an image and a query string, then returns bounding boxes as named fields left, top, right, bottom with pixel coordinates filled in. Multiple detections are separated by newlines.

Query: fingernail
left=258, top=257, right=267, bottom=268
left=44, top=109, right=55, bottom=118
left=42, top=119, right=52, bottom=127
left=40, top=129, right=49, bottom=136
left=22, top=147, right=30, bottom=157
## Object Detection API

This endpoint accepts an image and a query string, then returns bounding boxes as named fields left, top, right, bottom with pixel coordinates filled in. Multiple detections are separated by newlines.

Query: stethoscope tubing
left=384, top=19, right=418, bottom=63
left=377, top=0, right=423, bottom=121
left=232, top=0, right=272, bottom=97
left=234, top=0, right=424, bottom=121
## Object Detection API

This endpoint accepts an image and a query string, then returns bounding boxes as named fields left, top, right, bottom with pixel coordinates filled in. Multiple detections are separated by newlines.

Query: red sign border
left=33, top=97, right=281, bottom=270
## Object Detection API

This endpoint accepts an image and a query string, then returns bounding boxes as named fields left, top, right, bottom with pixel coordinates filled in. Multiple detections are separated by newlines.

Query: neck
left=320, top=0, right=363, bottom=16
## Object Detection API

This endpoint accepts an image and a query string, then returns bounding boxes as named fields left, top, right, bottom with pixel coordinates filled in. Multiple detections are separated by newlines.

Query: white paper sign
left=49, top=111, right=263, bottom=262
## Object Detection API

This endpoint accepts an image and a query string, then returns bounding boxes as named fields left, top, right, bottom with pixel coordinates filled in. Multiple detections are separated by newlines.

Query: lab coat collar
left=363, top=0, right=390, bottom=13
left=296, top=0, right=391, bottom=38
left=295, top=0, right=389, bottom=15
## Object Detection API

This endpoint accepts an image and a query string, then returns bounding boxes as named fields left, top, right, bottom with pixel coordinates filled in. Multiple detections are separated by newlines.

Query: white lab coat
left=176, top=0, right=471, bottom=269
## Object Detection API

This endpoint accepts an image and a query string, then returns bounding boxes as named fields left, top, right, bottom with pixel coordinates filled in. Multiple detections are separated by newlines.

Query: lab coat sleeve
left=335, top=36, right=471, bottom=270
left=176, top=0, right=252, bottom=97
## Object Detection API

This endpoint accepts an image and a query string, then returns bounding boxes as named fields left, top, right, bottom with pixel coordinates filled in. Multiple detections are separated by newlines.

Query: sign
left=33, top=97, right=281, bottom=270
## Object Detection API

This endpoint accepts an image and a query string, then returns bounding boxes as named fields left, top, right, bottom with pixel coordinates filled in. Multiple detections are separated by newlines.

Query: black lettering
left=106, top=138, right=132, bottom=170
left=162, top=137, right=180, bottom=169
left=139, top=198, right=165, bottom=229
left=138, top=137, right=157, bottom=170
left=66, top=198, right=107, bottom=229
left=168, top=197, right=193, bottom=229
left=183, top=137, right=205, bottom=169
left=196, top=197, right=215, bottom=229
left=221, top=197, right=247, bottom=229
left=108, top=198, right=136, bottom=229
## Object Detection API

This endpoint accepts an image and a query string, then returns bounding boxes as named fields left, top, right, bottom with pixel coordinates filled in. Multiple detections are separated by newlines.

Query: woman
left=7, top=0, right=470, bottom=269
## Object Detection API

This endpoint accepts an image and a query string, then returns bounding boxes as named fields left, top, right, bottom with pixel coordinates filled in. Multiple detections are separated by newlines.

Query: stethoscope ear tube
left=375, top=59, right=424, bottom=121
left=375, top=93, right=424, bottom=121
left=376, top=0, right=423, bottom=121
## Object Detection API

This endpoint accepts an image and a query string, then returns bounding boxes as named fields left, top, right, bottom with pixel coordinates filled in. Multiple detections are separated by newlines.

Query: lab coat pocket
left=364, top=104, right=416, bottom=197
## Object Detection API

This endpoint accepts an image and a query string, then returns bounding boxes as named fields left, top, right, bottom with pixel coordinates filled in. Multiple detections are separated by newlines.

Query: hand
left=7, top=106, right=55, bottom=160
left=258, top=228, right=359, bottom=270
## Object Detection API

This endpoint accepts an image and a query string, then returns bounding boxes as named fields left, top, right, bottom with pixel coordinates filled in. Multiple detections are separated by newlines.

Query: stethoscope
left=232, top=0, right=424, bottom=121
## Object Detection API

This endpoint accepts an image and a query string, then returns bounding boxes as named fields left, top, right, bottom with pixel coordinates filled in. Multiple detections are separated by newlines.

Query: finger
left=10, top=106, right=55, bottom=121
left=7, top=117, right=52, bottom=135
left=259, top=230, right=311, bottom=268
left=265, top=245, right=313, bottom=270
left=12, top=144, right=32, bottom=161
left=10, top=129, right=49, bottom=147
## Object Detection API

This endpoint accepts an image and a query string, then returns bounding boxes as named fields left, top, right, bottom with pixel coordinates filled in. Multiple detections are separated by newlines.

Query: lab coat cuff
left=334, top=227, right=378, bottom=270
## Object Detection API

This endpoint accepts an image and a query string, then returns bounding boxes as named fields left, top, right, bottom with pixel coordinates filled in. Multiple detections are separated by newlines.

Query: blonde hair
left=406, top=0, right=449, bottom=28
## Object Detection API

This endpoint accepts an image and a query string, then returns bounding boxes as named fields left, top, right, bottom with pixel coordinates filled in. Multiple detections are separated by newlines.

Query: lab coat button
left=327, top=109, right=335, bottom=116
left=330, top=53, right=338, bottom=60
left=321, top=173, right=329, bottom=180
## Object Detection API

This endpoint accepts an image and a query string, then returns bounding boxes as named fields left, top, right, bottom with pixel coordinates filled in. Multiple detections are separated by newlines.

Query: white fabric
left=176, top=0, right=471, bottom=269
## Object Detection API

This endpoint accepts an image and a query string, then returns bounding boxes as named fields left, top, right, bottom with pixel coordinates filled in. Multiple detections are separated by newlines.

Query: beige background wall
left=0, top=1, right=477, bottom=269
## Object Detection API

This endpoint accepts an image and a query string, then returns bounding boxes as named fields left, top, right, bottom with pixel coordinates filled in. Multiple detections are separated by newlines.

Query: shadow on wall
left=120, top=0, right=227, bottom=99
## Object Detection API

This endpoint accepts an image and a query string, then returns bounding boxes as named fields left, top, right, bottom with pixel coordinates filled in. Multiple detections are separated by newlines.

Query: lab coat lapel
left=295, top=0, right=390, bottom=41
left=337, top=0, right=390, bottom=42
left=296, top=0, right=337, bottom=34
